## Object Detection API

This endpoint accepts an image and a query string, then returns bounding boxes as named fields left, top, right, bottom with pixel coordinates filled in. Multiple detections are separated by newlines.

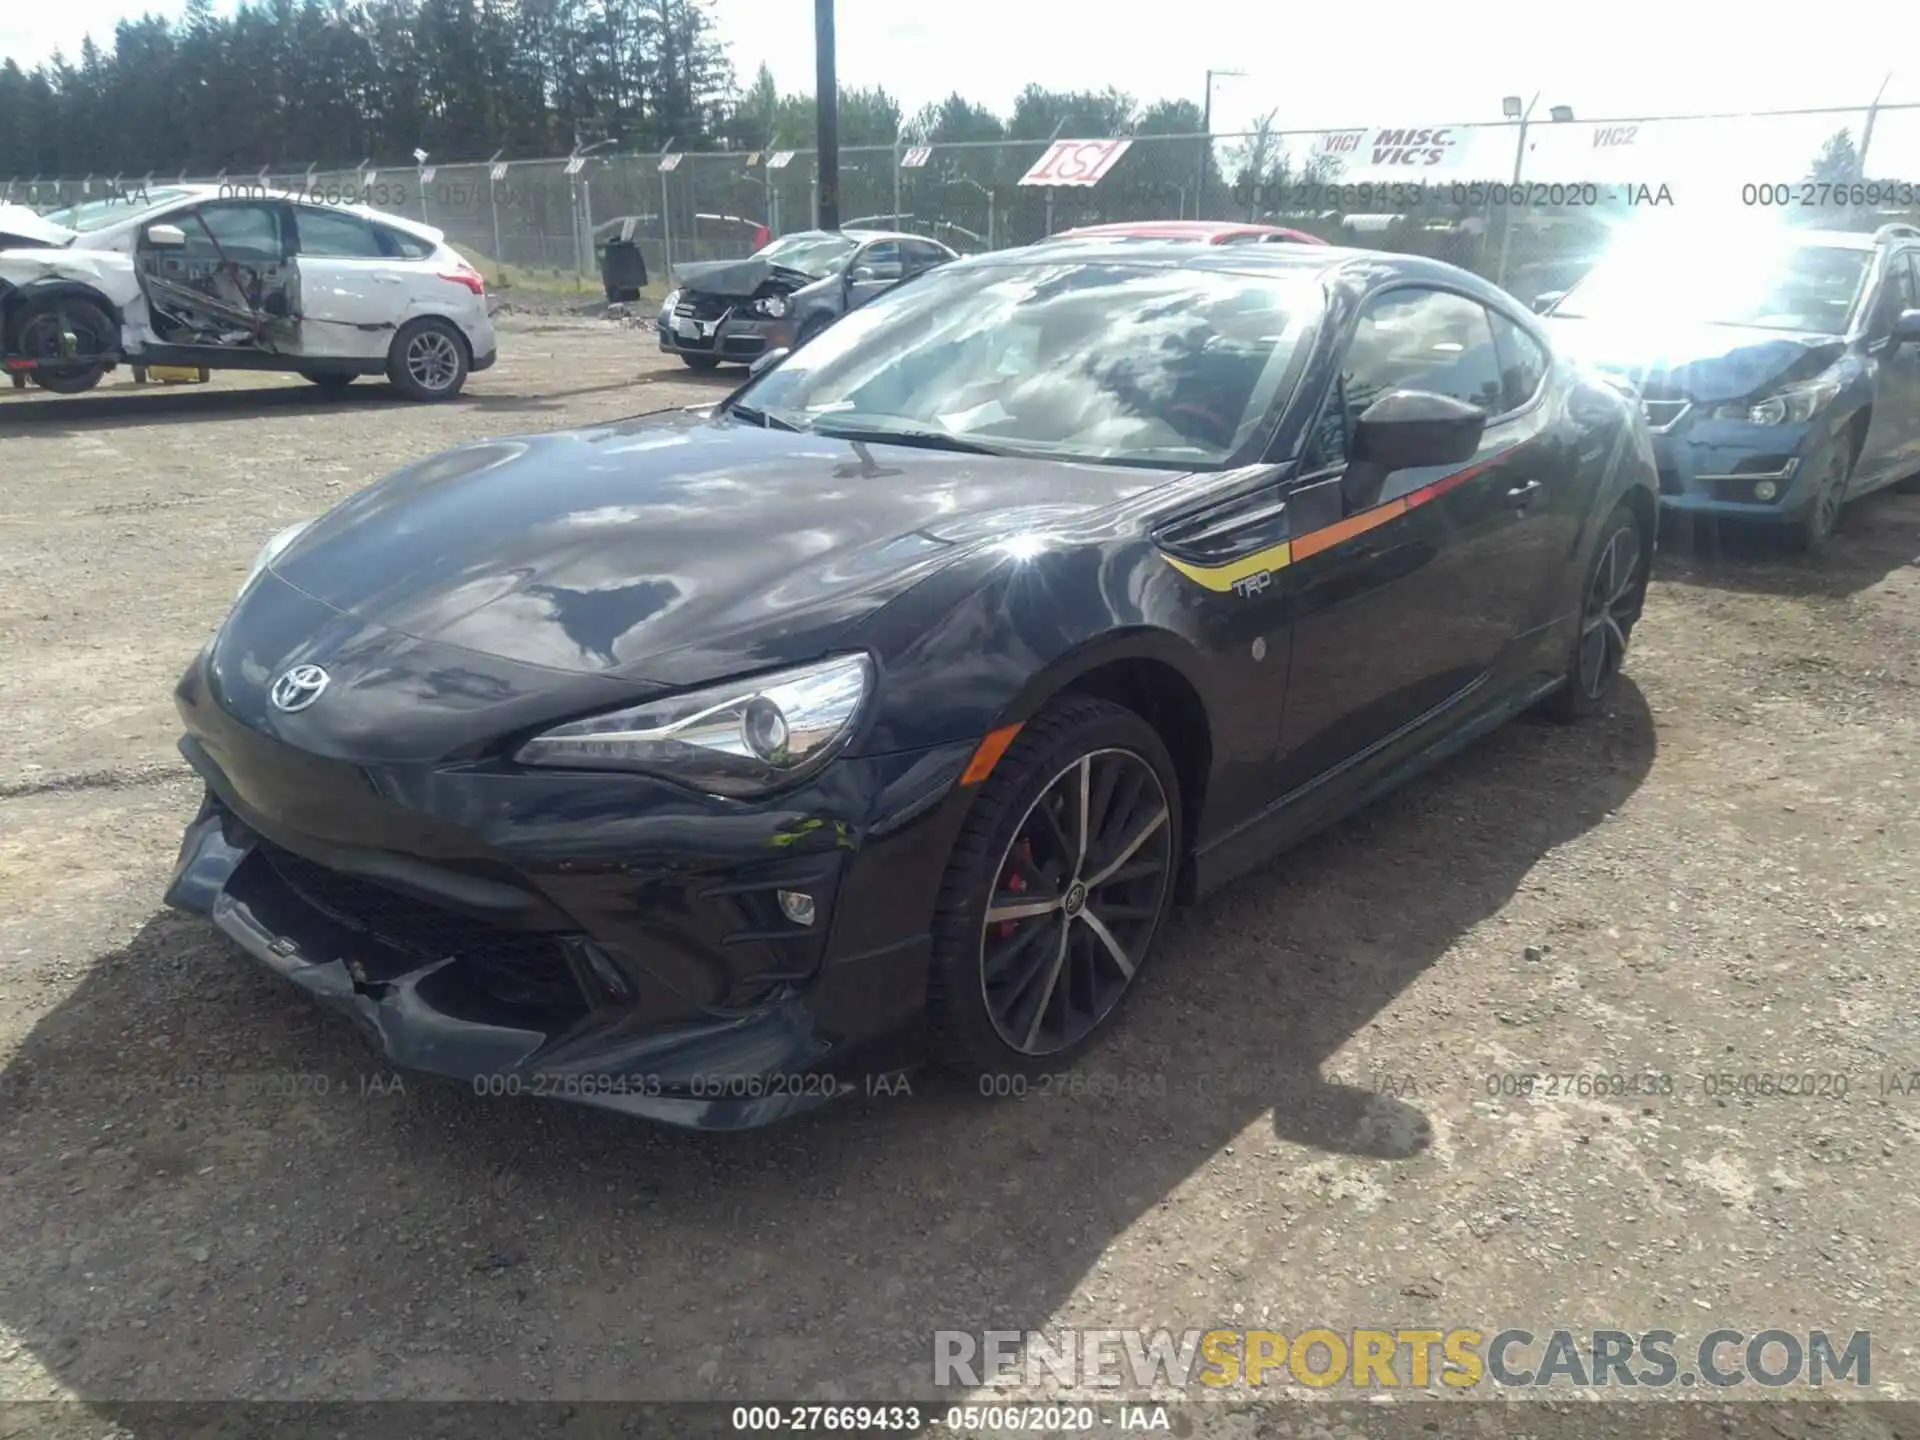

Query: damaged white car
left=0, top=185, right=496, bottom=398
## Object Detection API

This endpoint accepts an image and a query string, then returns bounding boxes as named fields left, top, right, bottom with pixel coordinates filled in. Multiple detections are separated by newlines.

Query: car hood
left=268, top=408, right=1159, bottom=690
left=1543, top=317, right=1845, bottom=404
left=0, top=204, right=75, bottom=248
left=670, top=257, right=820, bottom=297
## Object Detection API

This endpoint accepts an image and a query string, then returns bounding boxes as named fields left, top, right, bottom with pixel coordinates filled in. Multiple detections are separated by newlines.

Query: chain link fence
left=10, top=101, right=1920, bottom=303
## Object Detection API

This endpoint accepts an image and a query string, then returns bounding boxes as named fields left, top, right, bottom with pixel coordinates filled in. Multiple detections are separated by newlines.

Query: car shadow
left=0, top=378, right=649, bottom=435
left=1653, top=485, right=1920, bottom=600
left=0, top=681, right=1655, bottom=1411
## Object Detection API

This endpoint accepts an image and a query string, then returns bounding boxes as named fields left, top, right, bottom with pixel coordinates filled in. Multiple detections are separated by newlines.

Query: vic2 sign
left=1018, top=139, right=1133, bottom=187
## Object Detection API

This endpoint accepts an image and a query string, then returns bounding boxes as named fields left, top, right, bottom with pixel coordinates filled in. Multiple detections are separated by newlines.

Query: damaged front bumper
left=656, top=304, right=795, bottom=364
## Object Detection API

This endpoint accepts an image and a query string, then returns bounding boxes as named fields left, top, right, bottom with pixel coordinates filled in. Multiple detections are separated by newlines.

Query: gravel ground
left=2, top=315, right=1918, bottom=1430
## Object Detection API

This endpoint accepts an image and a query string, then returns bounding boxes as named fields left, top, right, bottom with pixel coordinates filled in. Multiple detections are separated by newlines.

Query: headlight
left=239, top=520, right=312, bottom=597
left=660, top=289, right=680, bottom=316
left=514, top=654, right=873, bottom=796
left=1720, top=377, right=1841, bottom=425
left=753, top=294, right=791, bottom=319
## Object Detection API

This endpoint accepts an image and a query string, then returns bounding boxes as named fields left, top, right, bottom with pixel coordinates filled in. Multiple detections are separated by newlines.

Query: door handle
left=1507, top=479, right=1543, bottom=503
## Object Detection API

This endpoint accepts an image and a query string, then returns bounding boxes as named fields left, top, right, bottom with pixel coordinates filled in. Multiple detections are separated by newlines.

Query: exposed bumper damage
left=657, top=260, right=817, bottom=363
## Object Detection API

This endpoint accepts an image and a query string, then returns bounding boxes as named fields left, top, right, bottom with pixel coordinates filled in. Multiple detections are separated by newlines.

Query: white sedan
left=0, top=184, right=496, bottom=399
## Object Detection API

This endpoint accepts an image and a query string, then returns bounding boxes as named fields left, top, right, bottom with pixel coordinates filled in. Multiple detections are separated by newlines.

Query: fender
left=2, top=277, right=126, bottom=354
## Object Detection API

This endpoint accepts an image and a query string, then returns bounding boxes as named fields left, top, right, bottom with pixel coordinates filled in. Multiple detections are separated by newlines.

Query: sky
left=4, top=0, right=1918, bottom=138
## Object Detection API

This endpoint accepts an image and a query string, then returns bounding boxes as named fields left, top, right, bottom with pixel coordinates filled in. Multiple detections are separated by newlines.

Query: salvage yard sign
left=1018, top=139, right=1133, bottom=187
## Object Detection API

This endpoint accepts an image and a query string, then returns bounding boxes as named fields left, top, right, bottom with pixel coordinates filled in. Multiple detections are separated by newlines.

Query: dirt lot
left=2, top=314, right=1918, bottom=1428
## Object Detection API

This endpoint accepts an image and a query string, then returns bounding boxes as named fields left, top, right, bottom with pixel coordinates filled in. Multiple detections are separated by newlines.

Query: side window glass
left=854, top=241, right=903, bottom=280
left=1890, top=253, right=1918, bottom=315
left=294, top=207, right=385, bottom=258
left=184, top=204, right=282, bottom=260
left=1304, top=287, right=1504, bottom=472
left=1489, top=310, right=1549, bottom=411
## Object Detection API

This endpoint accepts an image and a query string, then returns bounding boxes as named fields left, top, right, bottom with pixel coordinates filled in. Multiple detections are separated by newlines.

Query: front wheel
left=1545, top=499, right=1646, bottom=722
left=927, top=695, right=1182, bottom=1077
left=1784, top=443, right=1852, bottom=554
left=386, top=317, right=469, bottom=401
left=16, top=296, right=116, bottom=394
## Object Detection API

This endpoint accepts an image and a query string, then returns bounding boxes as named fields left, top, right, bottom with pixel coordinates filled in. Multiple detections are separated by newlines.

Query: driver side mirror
left=1344, top=389, right=1487, bottom=510
left=1531, top=290, right=1566, bottom=314
left=145, top=223, right=187, bottom=248
left=1895, top=308, right=1920, bottom=344
left=748, top=347, right=789, bottom=377
left=849, top=259, right=904, bottom=284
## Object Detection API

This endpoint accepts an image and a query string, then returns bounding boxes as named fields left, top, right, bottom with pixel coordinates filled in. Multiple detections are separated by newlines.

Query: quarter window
left=1489, top=310, right=1550, bottom=410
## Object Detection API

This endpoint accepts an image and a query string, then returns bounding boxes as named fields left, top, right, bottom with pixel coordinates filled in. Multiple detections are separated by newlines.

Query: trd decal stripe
left=1288, top=498, right=1405, bottom=561
left=960, top=723, right=1024, bottom=786
left=1161, top=542, right=1292, bottom=592
left=1159, top=448, right=1518, bottom=591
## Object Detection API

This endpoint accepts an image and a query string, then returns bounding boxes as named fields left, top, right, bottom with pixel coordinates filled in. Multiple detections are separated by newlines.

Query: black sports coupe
left=166, top=240, right=1658, bottom=1130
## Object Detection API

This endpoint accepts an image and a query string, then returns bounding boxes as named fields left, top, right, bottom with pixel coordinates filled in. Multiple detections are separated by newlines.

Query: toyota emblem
left=270, top=663, right=330, bottom=712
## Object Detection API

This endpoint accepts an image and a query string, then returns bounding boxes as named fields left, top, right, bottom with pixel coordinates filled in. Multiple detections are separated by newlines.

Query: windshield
left=753, top=231, right=859, bottom=275
left=39, top=188, right=197, bottom=235
left=1553, top=240, right=1871, bottom=335
left=735, top=260, right=1323, bottom=468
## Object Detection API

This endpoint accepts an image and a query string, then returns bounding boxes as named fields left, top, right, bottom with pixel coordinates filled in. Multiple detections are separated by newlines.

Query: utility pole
left=815, top=0, right=840, bottom=230
left=1196, top=69, right=1243, bottom=222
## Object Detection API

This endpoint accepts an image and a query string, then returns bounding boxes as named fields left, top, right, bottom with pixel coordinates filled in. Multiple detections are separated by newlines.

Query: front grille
left=1642, top=400, right=1691, bottom=433
left=675, top=292, right=732, bottom=322
left=257, top=842, right=586, bottom=1018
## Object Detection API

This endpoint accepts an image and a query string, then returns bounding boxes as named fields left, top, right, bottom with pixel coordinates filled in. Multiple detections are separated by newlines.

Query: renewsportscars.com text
left=933, top=1327, right=1871, bottom=1390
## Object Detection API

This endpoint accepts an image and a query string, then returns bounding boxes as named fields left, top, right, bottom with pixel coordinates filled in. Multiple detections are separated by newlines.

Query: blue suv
left=1538, top=223, right=1920, bottom=552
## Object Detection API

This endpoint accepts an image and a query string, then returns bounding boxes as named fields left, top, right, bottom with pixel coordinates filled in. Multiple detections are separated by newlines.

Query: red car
left=1044, top=220, right=1328, bottom=246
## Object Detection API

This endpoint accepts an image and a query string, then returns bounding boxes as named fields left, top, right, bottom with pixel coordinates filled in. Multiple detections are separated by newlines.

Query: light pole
left=815, top=0, right=840, bottom=229
left=1197, top=68, right=1245, bottom=220
left=1493, top=93, right=1537, bottom=291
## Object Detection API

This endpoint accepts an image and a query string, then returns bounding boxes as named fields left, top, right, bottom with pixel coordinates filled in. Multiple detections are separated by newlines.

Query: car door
left=1857, top=249, right=1920, bottom=491
left=845, top=240, right=906, bottom=308
left=1269, top=284, right=1562, bottom=794
left=288, top=205, right=407, bottom=359
left=138, top=198, right=298, bottom=348
left=902, top=238, right=953, bottom=278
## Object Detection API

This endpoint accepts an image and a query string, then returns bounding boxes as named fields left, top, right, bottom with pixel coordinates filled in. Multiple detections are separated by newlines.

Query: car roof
left=1053, top=220, right=1320, bottom=243
left=951, top=237, right=1526, bottom=310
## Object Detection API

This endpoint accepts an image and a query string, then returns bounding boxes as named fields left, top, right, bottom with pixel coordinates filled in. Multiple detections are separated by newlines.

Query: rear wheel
left=677, top=353, right=721, bottom=372
left=386, top=317, right=468, bottom=401
left=928, top=696, right=1181, bottom=1077
left=1545, top=499, right=1646, bottom=722
left=15, top=296, right=115, bottom=394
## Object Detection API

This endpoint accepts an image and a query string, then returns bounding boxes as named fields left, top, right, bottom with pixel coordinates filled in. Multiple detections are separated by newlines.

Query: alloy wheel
left=1576, top=524, right=1641, bottom=700
left=979, top=747, right=1174, bottom=1056
left=406, top=330, right=462, bottom=393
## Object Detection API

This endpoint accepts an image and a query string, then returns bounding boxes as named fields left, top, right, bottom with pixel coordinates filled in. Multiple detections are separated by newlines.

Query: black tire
left=677, top=353, right=722, bottom=372
left=385, top=317, right=469, bottom=401
left=15, top=295, right=115, bottom=394
left=1544, top=498, right=1647, bottom=722
left=301, top=370, right=356, bottom=394
left=1784, top=441, right=1853, bottom=554
left=927, top=695, right=1183, bottom=1078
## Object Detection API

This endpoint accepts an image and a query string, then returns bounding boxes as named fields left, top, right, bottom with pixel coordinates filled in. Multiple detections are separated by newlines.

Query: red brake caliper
left=996, top=839, right=1034, bottom=940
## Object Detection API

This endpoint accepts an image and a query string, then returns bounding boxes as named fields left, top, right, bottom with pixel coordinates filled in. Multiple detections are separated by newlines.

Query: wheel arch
left=2, top=278, right=125, bottom=349
left=967, top=628, right=1217, bottom=897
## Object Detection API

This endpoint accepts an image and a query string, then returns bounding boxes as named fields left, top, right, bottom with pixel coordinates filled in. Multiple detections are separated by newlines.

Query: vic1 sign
left=1018, top=138, right=1133, bottom=187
